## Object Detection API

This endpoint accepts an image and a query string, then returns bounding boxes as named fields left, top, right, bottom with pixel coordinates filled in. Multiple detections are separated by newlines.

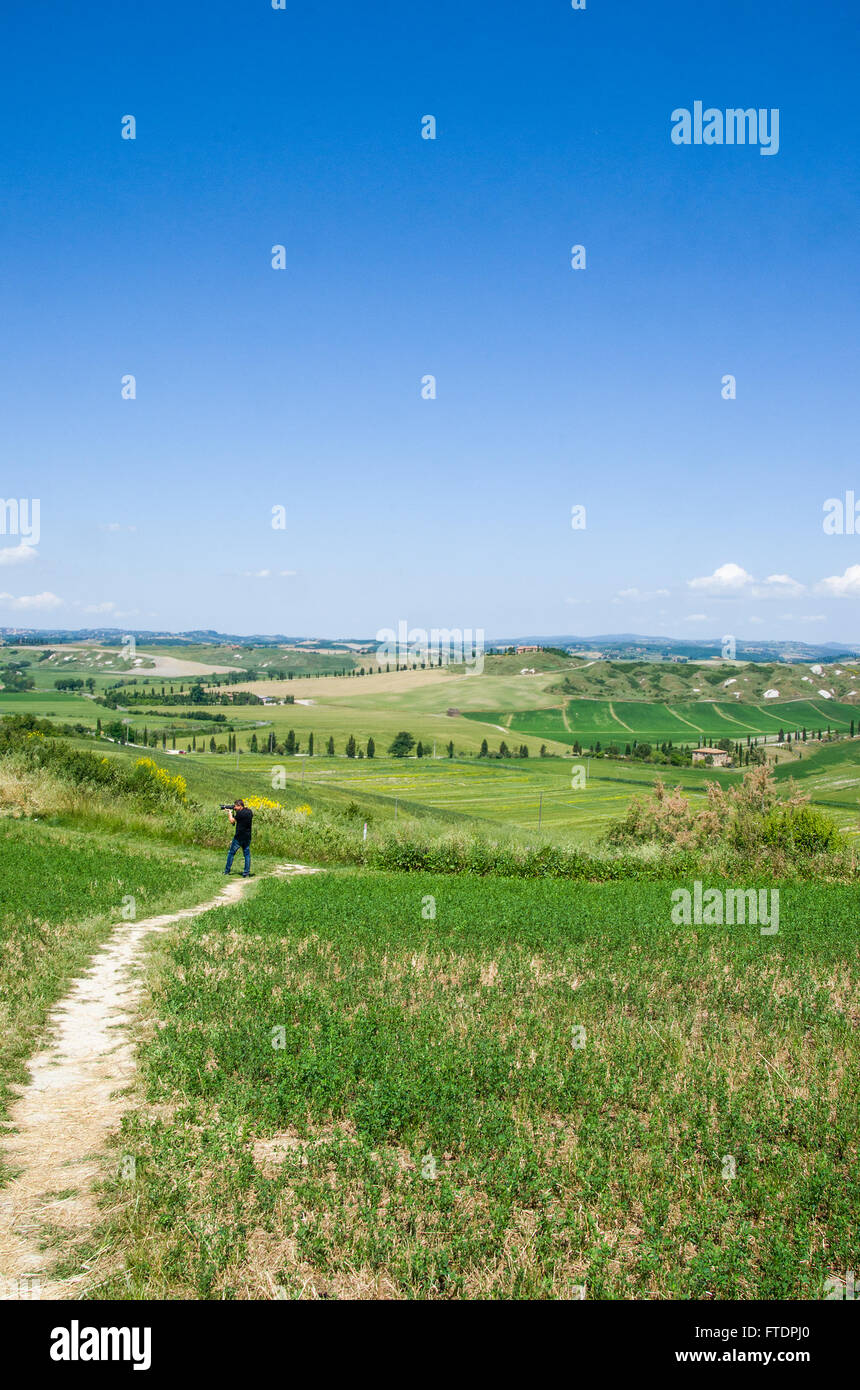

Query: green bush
left=761, top=803, right=841, bottom=855
left=0, top=722, right=186, bottom=811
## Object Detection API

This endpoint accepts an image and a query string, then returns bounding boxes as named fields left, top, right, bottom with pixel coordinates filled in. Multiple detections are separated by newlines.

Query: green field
left=477, top=697, right=859, bottom=749
left=557, top=656, right=860, bottom=706
left=0, top=691, right=99, bottom=720
left=5, top=655, right=860, bottom=852
left=251, top=752, right=737, bottom=840
left=8, top=650, right=858, bottom=785
left=0, top=818, right=218, bottom=1178
left=1, top=670, right=858, bottom=1302
left=88, top=869, right=859, bottom=1300
left=773, top=740, right=860, bottom=818
left=72, top=720, right=860, bottom=847
left=83, top=738, right=745, bottom=845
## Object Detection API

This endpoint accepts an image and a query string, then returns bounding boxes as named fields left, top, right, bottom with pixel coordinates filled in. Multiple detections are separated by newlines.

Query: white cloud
left=688, top=564, right=804, bottom=600
left=752, top=573, right=805, bottom=599
left=0, top=590, right=63, bottom=611
left=816, top=564, right=860, bottom=597
left=0, top=543, right=38, bottom=566
left=688, top=563, right=752, bottom=594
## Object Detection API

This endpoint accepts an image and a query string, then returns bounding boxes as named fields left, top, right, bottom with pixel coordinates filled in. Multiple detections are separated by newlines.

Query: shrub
left=131, top=758, right=187, bottom=807
left=0, top=722, right=187, bottom=811
left=604, top=764, right=846, bottom=870
left=760, top=803, right=840, bottom=854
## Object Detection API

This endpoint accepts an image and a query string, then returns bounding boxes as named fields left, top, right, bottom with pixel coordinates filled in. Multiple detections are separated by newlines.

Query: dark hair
left=235, top=798, right=245, bottom=808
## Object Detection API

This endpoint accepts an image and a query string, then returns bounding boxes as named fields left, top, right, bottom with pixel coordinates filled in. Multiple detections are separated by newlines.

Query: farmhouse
left=516, top=645, right=540, bottom=654
left=692, top=747, right=732, bottom=767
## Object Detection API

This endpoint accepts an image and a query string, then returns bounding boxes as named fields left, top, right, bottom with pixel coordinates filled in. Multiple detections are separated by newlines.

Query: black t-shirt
left=233, top=807, right=253, bottom=845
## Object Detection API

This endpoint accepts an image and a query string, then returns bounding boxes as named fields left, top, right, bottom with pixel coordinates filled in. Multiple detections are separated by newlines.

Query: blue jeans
left=225, top=838, right=251, bottom=875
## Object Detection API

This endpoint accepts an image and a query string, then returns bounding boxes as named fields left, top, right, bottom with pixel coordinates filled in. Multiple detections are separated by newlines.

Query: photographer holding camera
left=223, top=799, right=253, bottom=877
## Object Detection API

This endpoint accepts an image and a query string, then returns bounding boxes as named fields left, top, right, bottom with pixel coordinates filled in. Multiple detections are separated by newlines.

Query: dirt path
left=608, top=702, right=634, bottom=734
left=0, top=863, right=317, bottom=1301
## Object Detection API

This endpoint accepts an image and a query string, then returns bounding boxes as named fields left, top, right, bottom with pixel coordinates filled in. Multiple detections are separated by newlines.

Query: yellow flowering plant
left=134, top=757, right=187, bottom=804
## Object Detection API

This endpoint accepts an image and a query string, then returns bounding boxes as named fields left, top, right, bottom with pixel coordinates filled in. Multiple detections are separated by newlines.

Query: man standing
left=224, top=798, right=253, bottom=877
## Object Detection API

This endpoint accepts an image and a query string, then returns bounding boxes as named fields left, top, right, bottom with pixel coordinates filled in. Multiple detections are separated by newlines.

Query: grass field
left=8, top=655, right=858, bottom=789
left=0, top=819, right=218, bottom=1178
left=82, top=738, right=740, bottom=845
left=557, top=657, right=860, bottom=706
left=83, top=727, right=860, bottom=846
left=773, top=741, right=860, bottom=820
left=0, top=641, right=354, bottom=692
left=86, top=869, right=859, bottom=1300
left=250, top=752, right=738, bottom=841
left=143, top=644, right=360, bottom=678
left=1, top=683, right=858, bottom=1302
left=0, top=691, right=99, bottom=720
left=176, top=662, right=859, bottom=765
left=481, top=697, right=859, bottom=749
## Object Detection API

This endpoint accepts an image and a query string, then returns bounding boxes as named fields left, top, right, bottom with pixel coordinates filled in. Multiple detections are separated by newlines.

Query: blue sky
left=1, top=0, right=858, bottom=641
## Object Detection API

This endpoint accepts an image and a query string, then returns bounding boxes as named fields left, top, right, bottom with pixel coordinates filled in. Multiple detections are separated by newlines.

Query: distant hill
left=488, top=635, right=860, bottom=664
left=2, top=628, right=859, bottom=665
left=554, top=659, right=860, bottom=706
